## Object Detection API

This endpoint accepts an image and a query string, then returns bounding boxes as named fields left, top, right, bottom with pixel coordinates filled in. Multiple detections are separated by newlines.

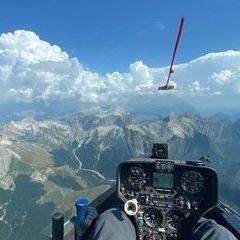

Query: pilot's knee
left=91, top=208, right=136, bottom=240
left=96, top=208, right=135, bottom=229
left=192, top=219, right=237, bottom=240
left=96, top=208, right=127, bottom=223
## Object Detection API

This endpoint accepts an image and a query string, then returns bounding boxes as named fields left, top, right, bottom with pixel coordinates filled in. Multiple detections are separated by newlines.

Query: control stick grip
left=124, top=199, right=138, bottom=216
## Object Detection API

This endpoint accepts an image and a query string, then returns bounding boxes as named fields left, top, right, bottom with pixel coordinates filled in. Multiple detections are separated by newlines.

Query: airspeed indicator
left=127, top=166, right=146, bottom=190
left=181, top=171, right=204, bottom=194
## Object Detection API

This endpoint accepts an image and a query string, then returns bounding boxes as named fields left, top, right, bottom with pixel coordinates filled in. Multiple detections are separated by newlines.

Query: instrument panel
left=117, top=158, right=218, bottom=240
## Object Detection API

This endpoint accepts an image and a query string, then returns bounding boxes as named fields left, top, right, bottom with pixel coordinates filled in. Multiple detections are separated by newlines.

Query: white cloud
left=5, top=88, right=33, bottom=102
left=211, top=70, right=233, bottom=85
left=0, top=30, right=68, bottom=64
left=0, top=30, right=240, bottom=108
left=0, top=30, right=83, bottom=103
left=210, top=69, right=240, bottom=89
left=130, top=61, right=153, bottom=91
left=188, top=81, right=210, bottom=95
left=157, top=50, right=240, bottom=97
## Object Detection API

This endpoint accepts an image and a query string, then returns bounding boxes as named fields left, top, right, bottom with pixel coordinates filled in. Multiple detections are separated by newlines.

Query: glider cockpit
left=117, top=144, right=217, bottom=240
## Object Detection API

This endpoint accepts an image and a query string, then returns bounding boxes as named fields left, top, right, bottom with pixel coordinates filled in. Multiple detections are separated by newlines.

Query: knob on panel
left=124, top=198, right=138, bottom=216
left=166, top=232, right=178, bottom=240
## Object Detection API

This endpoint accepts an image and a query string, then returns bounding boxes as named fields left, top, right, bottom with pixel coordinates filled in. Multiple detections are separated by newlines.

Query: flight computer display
left=153, top=172, right=174, bottom=189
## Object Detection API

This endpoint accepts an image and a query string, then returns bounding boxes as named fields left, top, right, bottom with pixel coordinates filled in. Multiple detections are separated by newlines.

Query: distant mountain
left=203, top=112, right=240, bottom=123
left=200, top=106, right=240, bottom=121
left=125, top=95, right=198, bottom=120
left=0, top=108, right=240, bottom=239
left=204, top=112, right=233, bottom=123
left=0, top=95, right=198, bottom=123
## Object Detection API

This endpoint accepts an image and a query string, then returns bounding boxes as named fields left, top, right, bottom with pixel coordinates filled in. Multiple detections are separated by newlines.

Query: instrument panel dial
left=166, top=210, right=184, bottom=230
left=180, top=171, right=204, bottom=194
left=143, top=208, right=162, bottom=228
left=127, top=166, right=146, bottom=190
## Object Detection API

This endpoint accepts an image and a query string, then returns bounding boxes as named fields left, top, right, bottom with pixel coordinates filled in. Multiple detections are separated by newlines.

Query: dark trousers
left=89, top=208, right=237, bottom=240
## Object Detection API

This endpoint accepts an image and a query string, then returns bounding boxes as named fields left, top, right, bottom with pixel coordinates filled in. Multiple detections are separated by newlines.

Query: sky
left=1, top=0, right=240, bottom=73
left=0, top=0, right=240, bottom=117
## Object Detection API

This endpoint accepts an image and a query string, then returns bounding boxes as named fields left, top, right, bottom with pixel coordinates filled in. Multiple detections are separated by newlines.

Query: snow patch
left=169, top=125, right=186, bottom=138
left=0, top=148, right=12, bottom=178
left=96, top=125, right=120, bottom=137
left=0, top=140, right=12, bottom=145
left=0, top=176, right=15, bottom=190
left=31, top=170, right=47, bottom=182
left=6, top=149, right=21, bottom=160
left=127, top=124, right=145, bottom=135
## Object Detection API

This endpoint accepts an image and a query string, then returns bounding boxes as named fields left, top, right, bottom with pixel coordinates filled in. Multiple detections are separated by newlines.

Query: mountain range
left=0, top=108, right=239, bottom=239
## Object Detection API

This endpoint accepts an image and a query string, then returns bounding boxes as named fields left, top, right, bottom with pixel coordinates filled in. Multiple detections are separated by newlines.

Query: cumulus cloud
left=188, top=81, right=210, bottom=95
left=0, top=30, right=240, bottom=107
left=130, top=61, right=154, bottom=91
left=163, top=50, right=240, bottom=97
left=0, top=30, right=82, bottom=102
left=211, top=70, right=234, bottom=85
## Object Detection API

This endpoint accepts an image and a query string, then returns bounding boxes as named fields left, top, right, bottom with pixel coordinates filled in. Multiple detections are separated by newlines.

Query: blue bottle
left=75, top=198, right=89, bottom=240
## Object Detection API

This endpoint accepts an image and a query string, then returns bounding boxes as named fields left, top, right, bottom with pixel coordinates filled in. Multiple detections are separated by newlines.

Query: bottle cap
left=75, top=198, right=88, bottom=208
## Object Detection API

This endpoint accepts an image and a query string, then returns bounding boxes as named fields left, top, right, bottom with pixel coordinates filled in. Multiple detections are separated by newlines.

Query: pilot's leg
left=191, top=218, right=237, bottom=240
left=89, top=208, right=136, bottom=240
left=89, top=209, right=237, bottom=240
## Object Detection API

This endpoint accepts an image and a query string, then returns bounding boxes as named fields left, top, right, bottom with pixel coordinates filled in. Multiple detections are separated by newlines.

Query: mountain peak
left=9, top=117, right=36, bottom=130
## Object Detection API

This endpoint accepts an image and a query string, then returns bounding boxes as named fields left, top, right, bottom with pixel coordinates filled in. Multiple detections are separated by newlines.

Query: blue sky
left=0, top=0, right=240, bottom=117
left=1, top=0, right=240, bottom=74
